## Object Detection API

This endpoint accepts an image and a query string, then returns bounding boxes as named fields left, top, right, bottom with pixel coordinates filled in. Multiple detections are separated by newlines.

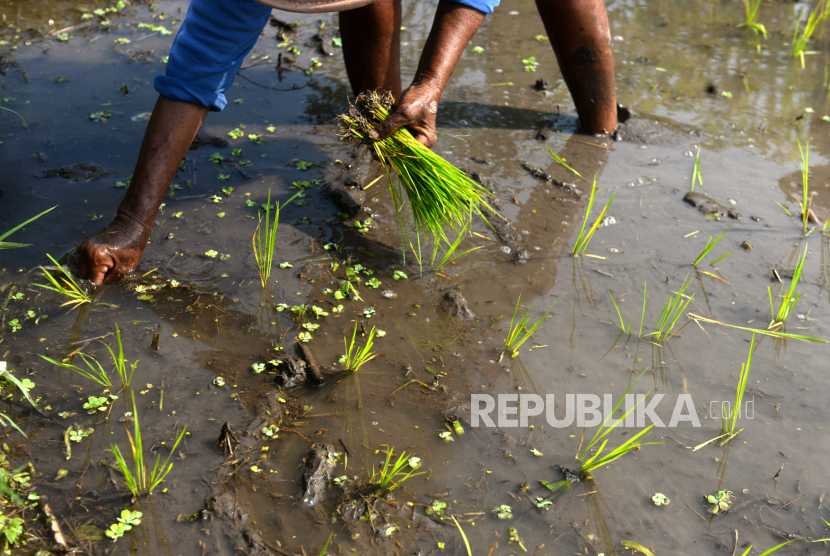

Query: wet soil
left=2, top=0, right=830, bottom=555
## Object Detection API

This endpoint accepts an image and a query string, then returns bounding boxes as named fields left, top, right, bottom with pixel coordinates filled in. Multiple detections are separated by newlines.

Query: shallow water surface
left=1, top=0, right=830, bottom=554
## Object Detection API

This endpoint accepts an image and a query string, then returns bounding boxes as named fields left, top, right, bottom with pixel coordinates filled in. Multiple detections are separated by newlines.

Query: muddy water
left=2, top=0, right=830, bottom=554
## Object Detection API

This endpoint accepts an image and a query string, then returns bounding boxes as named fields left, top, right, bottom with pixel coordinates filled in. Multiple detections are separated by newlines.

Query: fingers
left=409, top=126, right=437, bottom=149
left=77, top=243, right=116, bottom=286
left=369, top=110, right=412, bottom=141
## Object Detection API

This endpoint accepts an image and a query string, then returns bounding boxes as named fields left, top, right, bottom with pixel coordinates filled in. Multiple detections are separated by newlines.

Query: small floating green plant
left=504, top=295, right=556, bottom=358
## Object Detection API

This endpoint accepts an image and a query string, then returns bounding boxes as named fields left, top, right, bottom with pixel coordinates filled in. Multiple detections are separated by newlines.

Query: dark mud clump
left=274, top=356, right=308, bottom=389
left=684, top=191, right=742, bottom=220
left=301, top=444, right=337, bottom=507
left=42, top=162, right=110, bottom=181
left=189, top=133, right=229, bottom=150
left=440, top=286, right=475, bottom=319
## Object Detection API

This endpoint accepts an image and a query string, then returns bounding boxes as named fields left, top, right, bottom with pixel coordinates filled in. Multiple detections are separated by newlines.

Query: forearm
left=412, top=1, right=485, bottom=92
left=116, top=96, right=208, bottom=233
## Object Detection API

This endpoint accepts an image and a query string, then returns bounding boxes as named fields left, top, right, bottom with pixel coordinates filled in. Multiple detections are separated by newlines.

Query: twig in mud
left=38, top=498, right=69, bottom=551
left=389, top=379, right=431, bottom=397
left=280, top=427, right=313, bottom=442
left=685, top=502, right=707, bottom=521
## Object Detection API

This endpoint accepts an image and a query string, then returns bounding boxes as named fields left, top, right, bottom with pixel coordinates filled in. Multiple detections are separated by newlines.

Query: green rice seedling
left=791, top=0, right=830, bottom=68
left=371, top=447, right=424, bottom=491
left=0, top=206, right=56, bottom=249
left=340, top=321, right=378, bottom=372
left=0, top=362, right=40, bottom=437
left=722, top=334, right=755, bottom=442
left=34, top=254, right=91, bottom=310
left=571, top=178, right=615, bottom=256
left=646, top=276, right=694, bottom=342
left=102, top=324, right=138, bottom=388
left=576, top=371, right=662, bottom=474
left=111, top=389, right=187, bottom=497
left=689, top=313, right=826, bottom=342
left=737, top=0, right=768, bottom=52
left=337, top=91, right=496, bottom=250
left=691, top=147, right=702, bottom=192
left=608, top=292, right=631, bottom=335
left=253, top=191, right=299, bottom=287
left=450, top=516, right=473, bottom=556
left=798, top=140, right=813, bottom=233
left=504, top=295, right=557, bottom=358
left=773, top=200, right=794, bottom=217
left=431, top=220, right=482, bottom=271
left=692, top=225, right=732, bottom=267
left=740, top=540, right=795, bottom=556
left=768, top=243, right=807, bottom=329
left=318, top=534, right=333, bottom=556
left=547, top=146, right=585, bottom=180
left=40, top=352, right=111, bottom=388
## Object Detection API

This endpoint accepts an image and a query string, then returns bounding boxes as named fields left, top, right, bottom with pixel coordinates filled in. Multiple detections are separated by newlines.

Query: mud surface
left=2, top=0, right=830, bottom=555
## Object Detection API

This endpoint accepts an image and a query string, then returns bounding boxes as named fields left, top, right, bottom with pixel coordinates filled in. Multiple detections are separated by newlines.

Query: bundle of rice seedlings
left=336, top=91, right=495, bottom=252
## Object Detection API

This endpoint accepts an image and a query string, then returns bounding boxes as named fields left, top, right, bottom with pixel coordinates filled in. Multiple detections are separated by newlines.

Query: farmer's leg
left=535, top=0, right=617, bottom=135
left=76, top=0, right=272, bottom=284
left=339, top=0, right=402, bottom=96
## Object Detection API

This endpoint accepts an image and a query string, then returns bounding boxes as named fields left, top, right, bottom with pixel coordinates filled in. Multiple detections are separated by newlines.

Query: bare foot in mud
left=74, top=215, right=149, bottom=285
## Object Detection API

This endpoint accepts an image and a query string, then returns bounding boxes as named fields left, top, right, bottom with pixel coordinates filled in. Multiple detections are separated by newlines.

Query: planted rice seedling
left=371, top=447, right=424, bottom=491
left=340, top=321, right=378, bottom=372
left=646, top=276, right=694, bottom=343
left=337, top=91, right=496, bottom=250
left=34, top=254, right=91, bottom=310
left=253, top=190, right=298, bottom=287
left=576, top=371, right=662, bottom=474
left=430, top=220, right=482, bottom=271
left=571, top=178, right=615, bottom=256
left=791, top=0, right=830, bottom=68
left=689, top=312, right=825, bottom=342
left=608, top=291, right=631, bottom=335
left=111, top=389, right=187, bottom=497
left=103, top=324, right=139, bottom=388
left=547, top=146, right=585, bottom=180
left=691, top=146, right=702, bottom=192
left=692, top=225, right=732, bottom=267
left=318, top=534, right=333, bottom=556
left=740, top=540, right=795, bottom=556
left=721, top=333, right=755, bottom=443
left=40, top=352, right=111, bottom=388
left=0, top=362, right=42, bottom=437
left=768, top=243, right=807, bottom=329
left=0, top=206, right=56, bottom=249
left=504, top=295, right=557, bottom=358
left=797, top=140, right=813, bottom=233
left=737, top=0, right=768, bottom=51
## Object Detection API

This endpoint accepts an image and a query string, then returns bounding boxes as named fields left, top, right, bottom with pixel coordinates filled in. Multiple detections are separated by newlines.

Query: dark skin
left=76, top=0, right=616, bottom=284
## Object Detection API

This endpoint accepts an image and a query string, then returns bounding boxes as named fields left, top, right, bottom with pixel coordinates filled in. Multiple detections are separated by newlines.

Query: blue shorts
left=155, top=0, right=498, bottom=111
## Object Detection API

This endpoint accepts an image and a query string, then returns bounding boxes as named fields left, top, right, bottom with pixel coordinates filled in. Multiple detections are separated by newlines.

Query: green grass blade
left=0, top=205, right=57, bottom=245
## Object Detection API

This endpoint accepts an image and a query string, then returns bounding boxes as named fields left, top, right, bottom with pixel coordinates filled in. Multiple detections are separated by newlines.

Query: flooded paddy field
left=1, top=0, right=830, bottom=554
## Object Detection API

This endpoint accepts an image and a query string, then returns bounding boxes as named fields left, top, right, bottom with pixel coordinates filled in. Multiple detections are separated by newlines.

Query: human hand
left=368, top=81, right=442, bottom=148
left=72, top=215, right=149, bottom=285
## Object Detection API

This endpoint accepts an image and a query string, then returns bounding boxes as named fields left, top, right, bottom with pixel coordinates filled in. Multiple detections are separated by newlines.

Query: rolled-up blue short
left=155, top=0, right=499, bottom=111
